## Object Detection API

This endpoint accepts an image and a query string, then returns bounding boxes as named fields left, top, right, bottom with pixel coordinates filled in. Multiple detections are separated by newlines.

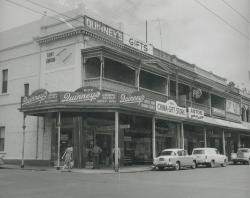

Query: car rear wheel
left=175, top=162, right=180, bottom=170
left=210, top=160, right=215, bottom=168
left=191, top=161, right=196, bottom=169
left=221, top=160, right=227, bottom=167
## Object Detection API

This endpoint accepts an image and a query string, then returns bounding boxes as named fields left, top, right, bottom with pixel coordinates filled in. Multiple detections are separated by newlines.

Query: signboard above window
left=226, top=99, right=240, bottom=115
left=156, top=100, right=187, bottom=118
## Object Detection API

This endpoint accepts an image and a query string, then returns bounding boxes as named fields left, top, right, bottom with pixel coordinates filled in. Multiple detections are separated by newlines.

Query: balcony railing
left=226, top=112, right=241, bottom=122
left=212, top=107, right=226, bottom=118
left=192, top=102, right=211, bottom=115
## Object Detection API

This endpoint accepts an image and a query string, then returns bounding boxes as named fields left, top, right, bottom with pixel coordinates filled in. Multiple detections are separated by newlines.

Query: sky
left=0, top=0, right=249, bottom=91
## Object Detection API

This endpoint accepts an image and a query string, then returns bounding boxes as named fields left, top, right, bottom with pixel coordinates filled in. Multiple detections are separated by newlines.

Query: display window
left=155, top=119, right=180, bottom=156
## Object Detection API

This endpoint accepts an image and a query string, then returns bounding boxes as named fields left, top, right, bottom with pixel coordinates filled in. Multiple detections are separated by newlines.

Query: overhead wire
left=4, top=0, right=79, bottom=29
left=193, top=0, right=249, bottom=40
left=220, top=0, right=250, bottom=24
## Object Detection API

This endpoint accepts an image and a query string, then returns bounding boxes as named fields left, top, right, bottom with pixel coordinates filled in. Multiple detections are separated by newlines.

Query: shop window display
left=155, top=119, right=180, bottom=156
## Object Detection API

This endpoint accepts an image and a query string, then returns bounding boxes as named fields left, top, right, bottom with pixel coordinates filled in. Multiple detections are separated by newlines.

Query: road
left=0, top=165, right=250, bottom=198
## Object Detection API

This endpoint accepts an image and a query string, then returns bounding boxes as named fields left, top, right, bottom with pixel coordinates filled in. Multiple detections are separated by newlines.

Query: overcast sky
left=0, top=0, right=249, bottom=90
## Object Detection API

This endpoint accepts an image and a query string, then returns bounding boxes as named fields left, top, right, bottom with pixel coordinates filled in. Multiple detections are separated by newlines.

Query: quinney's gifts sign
left=156, top=100, right=187, bottom=118
left=187, top=107, right=204, bottom=120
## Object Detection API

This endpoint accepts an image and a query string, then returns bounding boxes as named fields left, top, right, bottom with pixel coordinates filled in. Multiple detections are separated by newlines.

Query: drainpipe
left=152, top=116, right=156, bottom=159
left=204, top=127, right=207, bottom=148
left=21, top=114, right=26, bottom=168
left=181, top=122, right=184, bottom=149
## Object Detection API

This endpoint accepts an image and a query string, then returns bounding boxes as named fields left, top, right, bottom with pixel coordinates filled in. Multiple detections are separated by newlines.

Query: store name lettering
left=156, top=101, right=187, bottom=117
left=85, top=16, right=123, bottom=41
left=120, top=94, right=145, bottom=104
left=188, top=108, right=204, bottom=120
left=22, top=92, right=47, bottom=106
left=62, top=92, right=101, bottom=103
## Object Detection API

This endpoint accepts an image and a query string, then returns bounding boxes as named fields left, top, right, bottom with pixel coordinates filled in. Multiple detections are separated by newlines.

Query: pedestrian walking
left=92, top=143, right=102, bottom=169
left=62, top=144, right=73, bottom=171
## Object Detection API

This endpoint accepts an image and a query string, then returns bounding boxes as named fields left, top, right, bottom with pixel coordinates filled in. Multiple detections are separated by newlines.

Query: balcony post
left=56, top=112, right=61, bottom=170
left=176, top=72, right=179, bottom=104
left=222, top=130, right=226, bottom=155
left=82, top=57, right=86, bottom=87
left=189, top=86, right=193, bottom=107
left=100, top=56, right=104, bottom=90
left=208, top=92, right=212, bottom=116
left=114, top=111, right=119, bottom=172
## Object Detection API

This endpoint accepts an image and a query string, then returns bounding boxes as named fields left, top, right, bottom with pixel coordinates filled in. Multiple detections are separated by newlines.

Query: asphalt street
left=0, top=164, right=249, bottom=198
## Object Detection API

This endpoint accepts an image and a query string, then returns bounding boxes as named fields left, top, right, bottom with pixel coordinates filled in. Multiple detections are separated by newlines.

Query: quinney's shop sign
left=84, top=16, right=153, bottom=55
left=20, top=87, right=155, bottom=112
left=21, top=87, right=204, bottom=120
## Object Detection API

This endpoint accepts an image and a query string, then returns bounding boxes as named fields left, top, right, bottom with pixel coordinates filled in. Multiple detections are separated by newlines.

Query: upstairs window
left=0, top=127, right=5, bottom=151
left=24, top=83, right=29, bottom=96
left=2, top=69, right=8, bottom=93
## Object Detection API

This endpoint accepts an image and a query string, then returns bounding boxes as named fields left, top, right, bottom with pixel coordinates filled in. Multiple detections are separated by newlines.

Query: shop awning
left=202, top=116, right=249, bottom=131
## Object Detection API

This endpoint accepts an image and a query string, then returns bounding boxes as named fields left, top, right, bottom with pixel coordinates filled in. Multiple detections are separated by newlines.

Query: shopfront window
left=184, top=125, right=204, bottom=155
left=83, top=112, right=115, bottom=169
left=120, top=114, right=152, bottom=165
left=207, top=128, right=223, bottom=154
left=155, top=119, right=180, bottom=156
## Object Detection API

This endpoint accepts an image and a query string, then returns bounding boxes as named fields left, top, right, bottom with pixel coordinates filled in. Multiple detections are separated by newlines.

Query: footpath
left=1, top=164, right=152, bottom=174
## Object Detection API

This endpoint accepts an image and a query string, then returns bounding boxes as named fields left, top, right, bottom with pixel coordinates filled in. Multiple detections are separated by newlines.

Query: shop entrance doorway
left=95, top=133, right=113, bottom=167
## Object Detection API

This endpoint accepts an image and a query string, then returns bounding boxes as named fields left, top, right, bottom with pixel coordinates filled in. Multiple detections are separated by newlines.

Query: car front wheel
left=175, top=162, right=180, bottom=170
left=191, top=161, right=196, bottom=169
left=210, top=160, right=215, bottom=168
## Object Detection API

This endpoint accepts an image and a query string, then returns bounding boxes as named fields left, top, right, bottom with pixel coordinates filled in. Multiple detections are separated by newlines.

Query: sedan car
left=153, top=148, right=196, bottom=170
left=192, top=148, right=227, bottom=168
left=231, top=148, right=250, bottom=165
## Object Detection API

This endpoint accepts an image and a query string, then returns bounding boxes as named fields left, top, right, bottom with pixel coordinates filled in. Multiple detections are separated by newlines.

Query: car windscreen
left=192, top=150, right=205, bottom=155
left=160, top=151, right=175, bottom=156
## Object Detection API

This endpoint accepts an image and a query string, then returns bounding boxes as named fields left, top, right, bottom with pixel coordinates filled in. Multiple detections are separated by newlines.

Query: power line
left=220, top=0, right=250, bottom=24
left=4, top=0, right=79, bottom=29
left=26, top=0, right=83, bottom=25
left=193, top=0, right=249, bottom=40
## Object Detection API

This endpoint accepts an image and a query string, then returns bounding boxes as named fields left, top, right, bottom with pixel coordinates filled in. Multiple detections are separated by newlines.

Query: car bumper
left=154, top=162, right=174, bottom=168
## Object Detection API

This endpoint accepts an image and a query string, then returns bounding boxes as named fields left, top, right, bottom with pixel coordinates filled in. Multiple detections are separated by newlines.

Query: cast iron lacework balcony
left=84, top=77, right=169, bottom=102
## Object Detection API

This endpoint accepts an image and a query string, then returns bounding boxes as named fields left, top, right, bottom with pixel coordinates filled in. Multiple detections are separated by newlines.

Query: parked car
left=153, top=148, right=196, bottom=170
left=192, top=148, right=227, bottom=168
left=231, top=148, right=250, bottom=165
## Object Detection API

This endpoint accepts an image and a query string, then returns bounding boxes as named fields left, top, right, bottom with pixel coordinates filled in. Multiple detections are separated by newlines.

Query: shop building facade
left=0, top=6, right=250, bottom=169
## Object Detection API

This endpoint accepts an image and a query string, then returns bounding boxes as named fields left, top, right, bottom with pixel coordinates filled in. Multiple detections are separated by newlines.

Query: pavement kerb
left=1, top=164, right=152, bottom=174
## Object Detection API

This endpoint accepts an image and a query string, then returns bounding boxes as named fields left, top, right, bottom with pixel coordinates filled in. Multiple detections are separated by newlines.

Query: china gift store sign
left=156, top=100, right=187, bottom=118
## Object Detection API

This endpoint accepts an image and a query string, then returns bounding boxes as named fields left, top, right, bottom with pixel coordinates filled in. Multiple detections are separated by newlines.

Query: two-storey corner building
left=0, top=6, right=249, bottom=169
